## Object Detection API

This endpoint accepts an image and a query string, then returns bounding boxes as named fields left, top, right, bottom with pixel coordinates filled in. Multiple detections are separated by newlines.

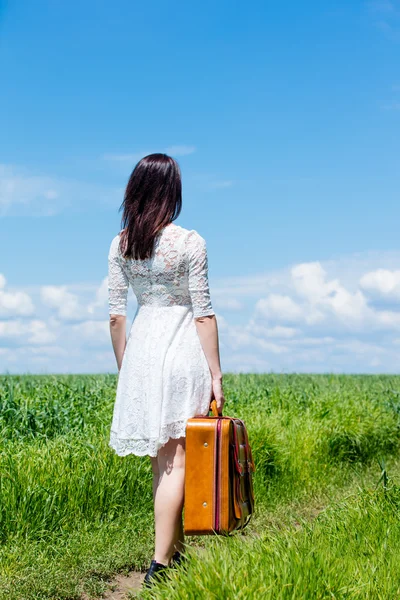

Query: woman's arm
left=109, top=315, right=127, bottom=372
left=194, top=315, right=222, bottom=380
left=108, top=235, right=129, bottom=372
left=187, top=232, right=225, bottom=411
left=194, top=315, right=224, bottom=412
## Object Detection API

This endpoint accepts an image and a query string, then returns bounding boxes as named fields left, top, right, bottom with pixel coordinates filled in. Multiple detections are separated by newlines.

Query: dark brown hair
left=119, top=153, right=182, bottom=260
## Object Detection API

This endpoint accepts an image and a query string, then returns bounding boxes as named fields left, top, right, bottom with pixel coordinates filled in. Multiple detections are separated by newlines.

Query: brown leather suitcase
left=184, top=401, right=255, bottom=536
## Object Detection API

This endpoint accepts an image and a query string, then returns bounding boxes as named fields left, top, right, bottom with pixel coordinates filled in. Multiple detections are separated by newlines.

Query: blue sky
left=1, top=0, right=400, bottom=374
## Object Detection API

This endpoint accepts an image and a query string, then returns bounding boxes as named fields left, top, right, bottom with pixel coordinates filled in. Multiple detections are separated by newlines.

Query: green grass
left=145, top=482, right=400, bottom=600
left=1, top=374, right=400, bottom=599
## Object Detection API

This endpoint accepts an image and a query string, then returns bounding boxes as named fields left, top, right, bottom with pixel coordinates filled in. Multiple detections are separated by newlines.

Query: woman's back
left=108, top=222, right=215, bottom=319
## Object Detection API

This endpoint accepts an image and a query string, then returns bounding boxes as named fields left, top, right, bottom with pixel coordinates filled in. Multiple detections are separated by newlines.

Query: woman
left=107, top=153, right=225, bottom=587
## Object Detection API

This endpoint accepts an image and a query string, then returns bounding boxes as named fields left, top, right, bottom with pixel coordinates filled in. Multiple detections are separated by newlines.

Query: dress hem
left=109, top=420, right=190, bottom=458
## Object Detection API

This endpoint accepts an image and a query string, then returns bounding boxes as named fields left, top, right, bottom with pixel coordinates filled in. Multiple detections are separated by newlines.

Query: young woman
left=107, top=153, right=225, bottom=587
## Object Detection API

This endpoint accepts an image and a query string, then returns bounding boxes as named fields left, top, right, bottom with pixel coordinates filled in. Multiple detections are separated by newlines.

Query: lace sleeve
left=187, top=231, right=216, bottom=319
left=108, top=235, right=129, bottom=316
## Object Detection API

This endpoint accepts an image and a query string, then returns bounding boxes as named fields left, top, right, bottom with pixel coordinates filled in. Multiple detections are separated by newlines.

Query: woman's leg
left=150, top=456, right=159, bottom=501
left=151, top=454, right=184, bottom=556
left=153, top=437, right=186, bottom=565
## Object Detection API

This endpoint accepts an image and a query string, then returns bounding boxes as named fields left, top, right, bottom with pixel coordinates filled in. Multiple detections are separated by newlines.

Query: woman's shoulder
left=112, top=229, right=127, bottom=242
left=178, top=225, right=206, bottom=242
left=109, top=230, right=125, bottom=256
left=181, top=227, right=208, bottom=256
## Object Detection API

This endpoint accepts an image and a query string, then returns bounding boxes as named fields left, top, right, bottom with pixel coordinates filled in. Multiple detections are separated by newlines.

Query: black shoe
left=143, top=559, right=169, bottom=588
left=170, top=551, right=187, bottom=568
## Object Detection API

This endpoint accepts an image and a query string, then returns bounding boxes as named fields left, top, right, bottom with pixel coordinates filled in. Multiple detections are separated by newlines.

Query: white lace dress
left=108, top=223, right=216, bottom=457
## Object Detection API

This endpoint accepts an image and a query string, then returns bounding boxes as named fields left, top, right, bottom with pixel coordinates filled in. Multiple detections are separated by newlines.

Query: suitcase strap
left=231, top=418, right=256, bottom=526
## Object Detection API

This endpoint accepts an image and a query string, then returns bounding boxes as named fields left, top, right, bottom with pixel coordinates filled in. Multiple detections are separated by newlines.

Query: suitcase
left=184, top=400, right=255, bottom=535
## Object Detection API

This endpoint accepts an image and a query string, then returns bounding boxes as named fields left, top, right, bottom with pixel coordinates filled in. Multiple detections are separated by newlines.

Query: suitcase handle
left=210, top=399, right=222, bottom=417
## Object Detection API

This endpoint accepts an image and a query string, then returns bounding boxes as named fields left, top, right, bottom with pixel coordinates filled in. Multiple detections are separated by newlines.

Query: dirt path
left=101, top=571, right=144, bottom=599
left=91, top=502, right=326, bottom=599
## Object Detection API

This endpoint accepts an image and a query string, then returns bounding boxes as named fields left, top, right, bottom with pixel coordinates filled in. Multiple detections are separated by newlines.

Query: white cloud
left=255, top=294, right=303, bottom=323
left=0, top=164, right=121, bottom=216
left=287, top=336, right=335, bottom=346
left=28, top=346, right=68, bottom=357
left=88, top=277, right=109, bottom=314
left=334, top=339, right=386, bottom=356
left=292, top=262, right=337, bottom=302
left=218, top=320, right=288, bottom=354
left=213, top=296, right=243, bottom=311
left=360, top=268, right=400, bottom=300
left=41, top=286, right=82, bottom=320
left=375, top=309, right=400, bottom=328
left=210, top=254, right=400, bottom=372
left=40, top=281, right=122, bottom=322
left=0, top=164, right=62, bottom=216
left=248, top=322, right=299, bottom=339
left=0, top=319, right=56, bottom=345
left=0, top=274, right=35, bottom=317
left=71, top=320, right=109, bottom=345
left=3, top=250, right=400, bottom=374
left=290, top=262, right=371, bottom=327
left=211, top=271, right=286, bottom=298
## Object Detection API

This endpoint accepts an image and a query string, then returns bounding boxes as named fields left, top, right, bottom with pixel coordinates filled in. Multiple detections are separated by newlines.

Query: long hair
left=119, top=153, right=182, bottom=260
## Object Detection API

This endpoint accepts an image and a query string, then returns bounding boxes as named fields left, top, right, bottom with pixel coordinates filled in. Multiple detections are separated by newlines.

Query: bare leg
left=150, top=456, right=159, bottom=501
left=151, top=454, right=184, bottom=556
left=153, top=437, right=186, bottom=565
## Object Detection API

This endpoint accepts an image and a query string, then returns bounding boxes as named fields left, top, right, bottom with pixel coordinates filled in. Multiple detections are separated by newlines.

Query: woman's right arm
left=194, top=315, right=222, bottom=380
left=187, top=231, right=225, bottom=412
left=194, top=315, right=224, bottom=412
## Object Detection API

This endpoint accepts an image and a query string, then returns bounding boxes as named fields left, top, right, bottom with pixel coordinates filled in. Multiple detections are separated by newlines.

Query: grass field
left=1, top=373, right=400, bottom=599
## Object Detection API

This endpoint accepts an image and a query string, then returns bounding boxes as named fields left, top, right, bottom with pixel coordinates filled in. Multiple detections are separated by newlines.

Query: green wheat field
left=1, top=373, right=400, bottom=599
